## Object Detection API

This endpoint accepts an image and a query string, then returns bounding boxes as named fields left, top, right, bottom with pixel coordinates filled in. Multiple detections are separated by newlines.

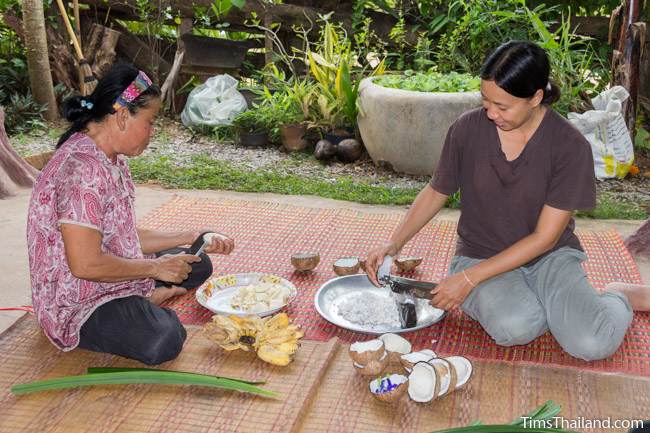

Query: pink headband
left=113, top=70, right=152, bottom=110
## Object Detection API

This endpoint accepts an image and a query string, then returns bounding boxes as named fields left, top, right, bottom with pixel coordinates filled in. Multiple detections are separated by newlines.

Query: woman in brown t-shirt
left=366, top=41, right=647, bottom=361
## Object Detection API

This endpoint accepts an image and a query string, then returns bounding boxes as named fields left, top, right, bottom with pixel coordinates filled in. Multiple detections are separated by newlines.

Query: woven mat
left=299, top=341, right=650, bottom=433
left=141, top=196, right=650, bottom=376
left=0, top=315, right=337, bottom=433
left=1, top=317, right=648, bottom=433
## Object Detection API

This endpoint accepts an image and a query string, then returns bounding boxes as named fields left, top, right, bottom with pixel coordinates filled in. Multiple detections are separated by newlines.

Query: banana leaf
left=86, top=367, right=266, bottom=384
left=12, top=370, right=280, bottom=398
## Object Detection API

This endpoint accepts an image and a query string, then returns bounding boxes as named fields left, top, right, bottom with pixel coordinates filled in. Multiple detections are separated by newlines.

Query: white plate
left=196, top=273, right=297, bottom=317
left=315, top=274, right=446, bottom=334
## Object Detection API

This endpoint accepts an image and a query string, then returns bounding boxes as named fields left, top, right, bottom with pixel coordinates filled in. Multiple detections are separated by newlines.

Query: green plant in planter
left=284, top=78, right=317, bottom=125
left=232, top=107, right=270, bottom=134
left=305, top=21, right=385, bottom=131
left=374, top=70, right=480, bottom=93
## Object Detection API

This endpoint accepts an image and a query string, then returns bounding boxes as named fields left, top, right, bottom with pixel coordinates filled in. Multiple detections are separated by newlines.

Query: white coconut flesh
left=400, top=349, right=438, bottom=371
left=369, top=374, right=408, bottom=395
left=445, top=356, right=472, bottom=388
left=203, top=232, right=224, bottom=243
left=349, top=339, right=384, bottom=365
left=428, top=358, right=457, bottom=396
left=379, top=333, right=412, bottom=355
left=377, top=255, right=393, bottom=281
left=353, top=350, right=388, bottom=368
left=335, top=257, right=359, bottom=268
left=407, top=362, right=439, bottom=403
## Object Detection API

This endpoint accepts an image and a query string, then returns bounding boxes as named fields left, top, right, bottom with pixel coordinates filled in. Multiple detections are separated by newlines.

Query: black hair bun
left=60, top=95, right=94, bottom=123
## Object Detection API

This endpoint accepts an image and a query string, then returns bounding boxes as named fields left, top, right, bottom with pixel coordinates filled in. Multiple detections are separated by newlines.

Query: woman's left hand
left=191, top=230, right=235, bottom=255
left=429, top=272, right=474, bottom=311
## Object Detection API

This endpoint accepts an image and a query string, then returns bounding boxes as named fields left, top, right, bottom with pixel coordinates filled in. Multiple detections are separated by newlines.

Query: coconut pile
left=349, top=333, right=472, bottom=404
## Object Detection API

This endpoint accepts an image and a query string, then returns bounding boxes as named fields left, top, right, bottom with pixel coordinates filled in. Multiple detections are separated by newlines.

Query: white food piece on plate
left=230, top=282, right=291, bottom=312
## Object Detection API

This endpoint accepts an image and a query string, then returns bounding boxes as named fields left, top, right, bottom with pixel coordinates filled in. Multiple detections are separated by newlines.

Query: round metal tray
left=314, top=274, right=446, bottom=335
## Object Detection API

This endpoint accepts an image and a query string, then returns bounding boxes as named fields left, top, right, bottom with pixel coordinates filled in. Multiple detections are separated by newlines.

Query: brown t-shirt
left=431, top=107, right=596, bottom=265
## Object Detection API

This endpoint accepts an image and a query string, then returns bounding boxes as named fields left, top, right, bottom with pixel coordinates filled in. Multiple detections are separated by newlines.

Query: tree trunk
left=626, top=219, right=650, bottom=258
left=611, top=0, right=642, bottom=139
left=5, top=9, right=79, bottom=91
left=0, top=107, right=38, bottom=199
left=84, top=23, right=120, bottom=79
left=21, top=0, right=58, bottom=121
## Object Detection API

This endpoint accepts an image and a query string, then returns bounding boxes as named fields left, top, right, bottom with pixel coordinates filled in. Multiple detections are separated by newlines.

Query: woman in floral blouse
left=27, top=63, right=234, bottom=365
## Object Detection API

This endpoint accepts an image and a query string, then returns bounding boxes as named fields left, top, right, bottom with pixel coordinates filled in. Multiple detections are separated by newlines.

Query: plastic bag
left=181, top=74, right=247, bottom=127
left=567, top=86, right=634, bottom=179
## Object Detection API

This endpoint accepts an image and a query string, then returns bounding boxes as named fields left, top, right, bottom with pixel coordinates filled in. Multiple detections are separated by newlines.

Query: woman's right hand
left=366, top=242, right=400, bottom=287
left=152, top=253, right=201, bottom=284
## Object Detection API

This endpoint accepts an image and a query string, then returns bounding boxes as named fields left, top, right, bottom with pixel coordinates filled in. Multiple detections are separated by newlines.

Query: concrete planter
left=357, top=77, right=482, bottom=175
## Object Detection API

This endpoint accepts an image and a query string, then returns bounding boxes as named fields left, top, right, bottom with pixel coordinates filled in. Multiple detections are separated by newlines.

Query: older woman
left=366, top=41, right=649, bottom=361
left=27, top=63, right=234, bottom=365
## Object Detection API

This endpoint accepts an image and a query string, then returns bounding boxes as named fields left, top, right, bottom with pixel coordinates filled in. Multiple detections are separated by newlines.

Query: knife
left=379, top=274, right=437, bottom=300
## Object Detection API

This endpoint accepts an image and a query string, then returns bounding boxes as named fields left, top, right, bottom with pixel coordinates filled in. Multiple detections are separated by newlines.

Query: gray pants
left=453, top=247, right=633, bottom=361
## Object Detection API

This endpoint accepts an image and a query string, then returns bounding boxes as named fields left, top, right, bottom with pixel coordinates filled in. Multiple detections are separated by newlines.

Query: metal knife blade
left=381, top=275, right=437, bottom=300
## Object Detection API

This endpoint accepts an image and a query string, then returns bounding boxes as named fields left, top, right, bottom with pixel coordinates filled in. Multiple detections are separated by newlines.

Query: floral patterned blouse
left=27, top=133, right=154, bottom=351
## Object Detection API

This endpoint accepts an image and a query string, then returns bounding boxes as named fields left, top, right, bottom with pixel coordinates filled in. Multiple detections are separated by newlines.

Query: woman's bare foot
left=604, top=282, right=650, bottom=312
left=148, top=286, right=188, bottom=306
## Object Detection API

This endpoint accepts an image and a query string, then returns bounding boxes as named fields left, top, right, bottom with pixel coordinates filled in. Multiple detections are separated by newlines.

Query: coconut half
left=349, top=339, right=385, bottom=365
left=445, top=356, right=473, bottom=389
left=428, top=358, right=456, bottom=397
left=353, top=351, right=388, bottom=376
left=369, top=373, right=408, bottom=403
left=407, top=361, right=440, bottom=403
left=291, top=252, right=320, bottom=272
left=395, top=256, right=423, bottom=272
left=333, top=257, right=361, bottom=276
left=378, top=333, right=412, bottom=363
left=400, top=349, right=438, bottom=372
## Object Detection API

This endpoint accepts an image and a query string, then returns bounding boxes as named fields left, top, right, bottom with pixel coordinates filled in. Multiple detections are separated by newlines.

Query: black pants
left=78, top=247, right=212, bottom=365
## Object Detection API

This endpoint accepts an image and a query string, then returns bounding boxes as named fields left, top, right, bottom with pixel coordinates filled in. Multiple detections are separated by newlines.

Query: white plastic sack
left=181, top=74, right=247, bottom=127
left=567, top=86, right=634, bottom=179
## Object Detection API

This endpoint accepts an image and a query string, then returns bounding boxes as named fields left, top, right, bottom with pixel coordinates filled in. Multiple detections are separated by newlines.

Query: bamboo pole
left=54, top=0, right=96, bottom=94
left=72, top=0, right=84, bottom=92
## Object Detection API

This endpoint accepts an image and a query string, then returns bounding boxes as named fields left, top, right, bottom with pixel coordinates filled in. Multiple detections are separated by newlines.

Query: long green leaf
left=12, top=371, right=280, bottom=398
left=86, top=367, right=266, bottom=385
left=429, top=425, right=578, bottom=433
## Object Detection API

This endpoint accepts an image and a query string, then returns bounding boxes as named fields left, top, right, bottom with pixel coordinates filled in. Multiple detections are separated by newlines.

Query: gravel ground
left=139, top=119, right=430, bottom=190
left=10, top=118, right=650, bottom=212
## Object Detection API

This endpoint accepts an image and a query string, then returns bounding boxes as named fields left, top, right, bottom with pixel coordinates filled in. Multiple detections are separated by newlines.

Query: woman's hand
left=429, top=272, right=475, bottom=311
left=189, top=230, right=235, bottom=255
left=366, top=242, right=400, bottom=287
left=153, top=253, right=201, bottom=284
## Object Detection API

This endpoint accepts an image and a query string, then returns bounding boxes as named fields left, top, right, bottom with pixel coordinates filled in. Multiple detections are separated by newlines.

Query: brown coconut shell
left=333, top=257, right=361, bottom=276
left=407, top=361, right=440, bottom=403
left=353, top=352, right=388, bottom=376
left=445, top=356, right=473, bottom=390
left=314, top=139, right=337, bottom=160
left=349, top=339, right=385, bottom=365
left=395, top=256, right=423, bottom=272
left=291, top=252, right=320, bottom=272
left=378, top=333, right=412, bottom=363
left=337, top=138, right=363, bottom=162
left=429, top=358, right=457, bottom=397
left=369, top=374, right=408, bottom=404
left=400, top=349, right=437, bottom=371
